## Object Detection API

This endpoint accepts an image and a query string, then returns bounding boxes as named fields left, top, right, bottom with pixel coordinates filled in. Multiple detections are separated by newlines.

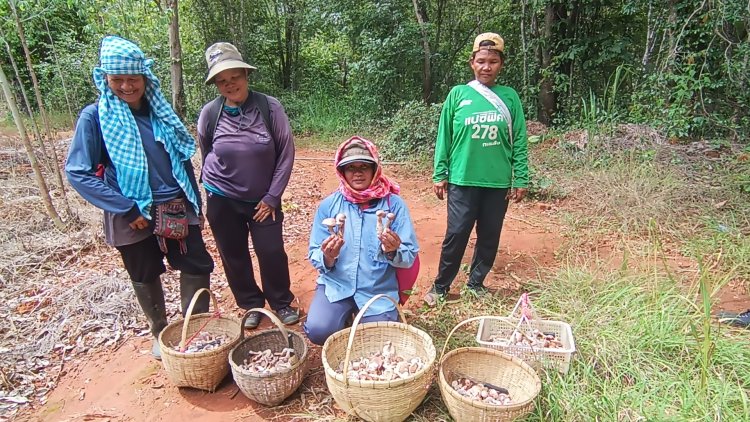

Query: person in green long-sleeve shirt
left=424, top=32, right=529, bottom=306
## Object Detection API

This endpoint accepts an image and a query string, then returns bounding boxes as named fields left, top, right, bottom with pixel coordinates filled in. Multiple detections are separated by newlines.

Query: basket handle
left=240, top=308, right=292, bottom=350
left=508, top=293, right=537, bottom=320
left=179, top=288, right=219, bottom=349
left=439, top=316, right=537, bottom=360
left=342, top=294, right=406, bottom=387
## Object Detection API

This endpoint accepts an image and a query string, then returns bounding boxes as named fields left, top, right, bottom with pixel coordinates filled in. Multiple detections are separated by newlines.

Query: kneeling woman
left=304, top=137, right=419, bottom=345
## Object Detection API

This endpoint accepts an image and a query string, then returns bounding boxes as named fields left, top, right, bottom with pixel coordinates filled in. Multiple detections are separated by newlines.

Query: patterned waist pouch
left=153, top=198, right=189, bottom=254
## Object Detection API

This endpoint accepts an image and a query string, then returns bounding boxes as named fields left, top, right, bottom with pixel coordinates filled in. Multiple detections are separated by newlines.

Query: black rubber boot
left=179, top=273, right=210, bottom=317
left=131, top=280, right=168, bottom=360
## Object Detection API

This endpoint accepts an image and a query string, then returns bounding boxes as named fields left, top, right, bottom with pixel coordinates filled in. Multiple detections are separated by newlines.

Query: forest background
left=2, top=0, right=750, bottom=420
left=2, top=0, right=749, bottom=145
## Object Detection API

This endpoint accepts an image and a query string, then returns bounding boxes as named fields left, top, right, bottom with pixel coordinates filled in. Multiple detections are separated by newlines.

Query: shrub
left=380, top=100, right=442, bottom=162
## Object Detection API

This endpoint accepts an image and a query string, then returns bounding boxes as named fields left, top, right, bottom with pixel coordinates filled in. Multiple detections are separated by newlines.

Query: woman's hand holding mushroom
left=378, top=229, right=401, bottom=255
left=321, top=234, right=344, bottom=267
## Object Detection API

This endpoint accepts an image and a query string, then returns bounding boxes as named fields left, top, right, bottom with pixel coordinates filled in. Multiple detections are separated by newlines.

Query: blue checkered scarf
left=93, top=35, right=199, bottom=217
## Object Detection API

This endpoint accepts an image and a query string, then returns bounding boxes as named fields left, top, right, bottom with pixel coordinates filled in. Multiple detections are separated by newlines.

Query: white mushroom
left=383, top=212, right=396, bottom=231
left=335, top=213, right=346, bottom=238
left=382, top=340, right=395, bottom=357
left=322, top=217, right=337, bottom=235
left=375, top=210, right=386, bottom=234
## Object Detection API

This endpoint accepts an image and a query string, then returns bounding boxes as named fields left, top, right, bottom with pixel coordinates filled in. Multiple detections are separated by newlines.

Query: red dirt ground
left=22, top=147, right=561, bottom=422
left=21, top=147, right=748, bottom=422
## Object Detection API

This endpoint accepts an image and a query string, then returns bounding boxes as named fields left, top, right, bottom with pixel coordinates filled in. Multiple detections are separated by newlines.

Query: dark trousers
left=116, top=225, right=214, bottom=283
left=434, top=184, right=510, bottom=293
left=206, top=193, right=294, bottom=310
left=303, top=285, right=401, bottom=345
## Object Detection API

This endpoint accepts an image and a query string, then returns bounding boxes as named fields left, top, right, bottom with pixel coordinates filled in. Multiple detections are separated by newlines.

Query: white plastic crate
left=476, top=317, right=576, bottom=374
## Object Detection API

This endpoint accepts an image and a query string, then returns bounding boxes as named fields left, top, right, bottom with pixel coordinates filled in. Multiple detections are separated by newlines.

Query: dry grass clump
left=569, top=159, right=705, bottom=240
left=543, top=125, right=747, bottom=244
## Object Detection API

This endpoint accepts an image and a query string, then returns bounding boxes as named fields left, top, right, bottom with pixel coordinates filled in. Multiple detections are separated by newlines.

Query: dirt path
left=28, top=147, right=563, bottom=422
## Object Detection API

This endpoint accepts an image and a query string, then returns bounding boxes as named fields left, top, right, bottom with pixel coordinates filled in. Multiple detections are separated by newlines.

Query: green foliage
left=379, top=100, right=441, bottom=162
left=629, top=66, right=712, bottom=140
left=279, top=91, right=362, bottom=136
left=1, top=0, right=749, bottom=142
left=526, top=165, right=559, bottom=200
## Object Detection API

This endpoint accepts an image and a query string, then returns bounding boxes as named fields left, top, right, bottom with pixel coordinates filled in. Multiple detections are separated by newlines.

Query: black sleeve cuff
left=122, top=205, right=142, bottom=223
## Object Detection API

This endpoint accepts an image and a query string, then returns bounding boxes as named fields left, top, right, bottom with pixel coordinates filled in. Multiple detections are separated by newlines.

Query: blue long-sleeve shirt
left=65, top=103, right=201, bottom=246
left=308, top=192, right=419, bottom=317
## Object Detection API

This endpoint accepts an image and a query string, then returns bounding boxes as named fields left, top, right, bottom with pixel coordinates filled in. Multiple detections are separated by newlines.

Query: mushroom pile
left=338, top=341, right=426, bottom=381
left=239, top=348, right=298, bottom=374
left=490, top=329, right=564, bottom=349
left=450, top=377, right=513, bottom=405
left=175, top=331, right=229, bottom=353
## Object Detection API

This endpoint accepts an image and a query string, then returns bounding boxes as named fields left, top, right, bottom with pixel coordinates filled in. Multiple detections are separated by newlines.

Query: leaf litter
left=0, top=139, right=156, bottom=420
left=0, top=141, right=330, bottom=420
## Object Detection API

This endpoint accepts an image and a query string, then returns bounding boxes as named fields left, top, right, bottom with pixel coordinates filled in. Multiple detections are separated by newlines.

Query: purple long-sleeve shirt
left=197, top=94, right=294, bottom=209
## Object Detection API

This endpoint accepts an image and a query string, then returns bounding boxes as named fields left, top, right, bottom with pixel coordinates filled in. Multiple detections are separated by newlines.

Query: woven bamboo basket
left=439, top=316, right=541, bottom=422
left=229, top=308, right=309, bottom=406
left=159, top=288, right=241, bottom=392
left=322, top=294, right=436, bottom=422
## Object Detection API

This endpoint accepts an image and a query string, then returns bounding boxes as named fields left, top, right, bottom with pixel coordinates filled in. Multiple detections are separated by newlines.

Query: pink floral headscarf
left=334, top=136, right=400, bottom=204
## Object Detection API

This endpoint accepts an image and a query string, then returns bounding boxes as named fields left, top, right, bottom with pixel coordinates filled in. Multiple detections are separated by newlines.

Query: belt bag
left=153, top=198, right=189, bottom=254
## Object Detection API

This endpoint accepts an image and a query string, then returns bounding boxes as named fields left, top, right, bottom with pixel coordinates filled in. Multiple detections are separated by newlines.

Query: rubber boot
left=179, top=273, right=210, bottom=317
left=131, top=280, right=168, bottom=360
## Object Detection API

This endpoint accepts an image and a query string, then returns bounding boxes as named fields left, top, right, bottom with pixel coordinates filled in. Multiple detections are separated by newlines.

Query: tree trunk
left=0, top=64, right=66, bottom=231
left=1, top=34, right=44, bottom=155
left=641, top=0, right=656, bottom=68
left=538, top=3, right=558, bottom=126
left=338, top=56, right=348, bottom=90
left=43, top=17, right=76, bottom=128
left=521, top=0, right=528, bottom=96
left=11, top=0, right=69, bottom=203
left=166, top=0, right=186, bottom=118
left=269, top=0, right=287, bottom=88
left=562, top=1, right=579, bottom=103
left=412, top=0, right=432, bottom=104
left=282, top=0, right=295, bottom=89
left=531, top=2, right=542, bottom=120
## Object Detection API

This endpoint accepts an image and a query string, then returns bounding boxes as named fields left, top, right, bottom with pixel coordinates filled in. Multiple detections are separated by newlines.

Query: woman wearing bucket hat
left=304, top=137, right=420, bottom=345
left=424, top=32, right=529, bottom=306
left=65, top=36, right=214, bottom=359
left=197, top=42, right=298, bottom=328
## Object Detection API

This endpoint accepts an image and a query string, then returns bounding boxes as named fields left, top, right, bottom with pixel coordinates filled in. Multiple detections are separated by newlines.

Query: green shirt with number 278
left=432, top=83, right=528, bottom=188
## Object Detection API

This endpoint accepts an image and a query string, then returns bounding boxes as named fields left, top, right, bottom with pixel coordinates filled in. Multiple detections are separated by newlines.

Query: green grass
left=684, top=217, right=750, bottom=289
left=407, top=262, right=750, bottom=421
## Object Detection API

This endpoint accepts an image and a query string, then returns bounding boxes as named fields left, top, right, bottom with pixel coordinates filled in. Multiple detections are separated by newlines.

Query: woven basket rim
left=321, top=320, right=437, bottom=388
left=439, top=346, right=541, bottom=411
left=158, top=314, right=241, bottom=359
left=228, top=329, right=309, bottom=378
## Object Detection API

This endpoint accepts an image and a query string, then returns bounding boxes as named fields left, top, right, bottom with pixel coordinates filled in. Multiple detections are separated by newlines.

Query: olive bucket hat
left=204, top=42, right=257, bottom=84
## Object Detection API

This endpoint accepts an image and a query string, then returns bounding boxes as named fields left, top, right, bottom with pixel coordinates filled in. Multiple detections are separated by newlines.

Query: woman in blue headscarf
left=65, top=36, right=214, bottom=359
